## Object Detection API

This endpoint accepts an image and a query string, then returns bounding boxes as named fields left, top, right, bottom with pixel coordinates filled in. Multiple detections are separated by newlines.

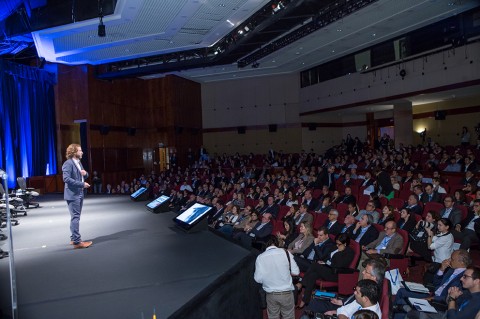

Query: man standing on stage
left=63, top=144, right=92, bottom=249
left=254, top=235, right=300, bottom=319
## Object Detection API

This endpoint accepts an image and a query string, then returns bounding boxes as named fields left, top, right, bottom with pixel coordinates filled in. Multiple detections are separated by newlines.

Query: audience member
left=293, top=226, right=335, bottom=272
left=324, top=209, right=343, bottom=236
left=254, top=235, right=300, bottom=319
left=296, top=233, right=354, bottom=308
left=359, top=220, right=403, bottom=274
left=397, top=208, right=416, bottom=233
left=352, top=214, right=379, bottom=247
left=454, top=199, right=480, bottom=250
left=287, top=221, right=315, bottom=255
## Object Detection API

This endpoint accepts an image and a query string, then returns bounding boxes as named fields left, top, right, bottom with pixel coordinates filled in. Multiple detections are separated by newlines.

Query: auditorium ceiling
left=1, top=0, right=474, bottom=82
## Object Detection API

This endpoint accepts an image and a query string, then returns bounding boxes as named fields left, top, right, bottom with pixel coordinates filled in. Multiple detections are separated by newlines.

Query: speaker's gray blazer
left=62, top=159, right=88, bottom=200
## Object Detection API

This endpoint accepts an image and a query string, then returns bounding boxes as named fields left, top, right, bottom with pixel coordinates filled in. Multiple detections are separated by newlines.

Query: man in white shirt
left=336, top=279, right=382, bottom=319
left=255, top=236, right=300, bottom=319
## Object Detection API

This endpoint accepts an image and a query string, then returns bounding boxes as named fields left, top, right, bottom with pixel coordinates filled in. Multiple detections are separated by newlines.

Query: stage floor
left=0, top=195, right=250, bottom=319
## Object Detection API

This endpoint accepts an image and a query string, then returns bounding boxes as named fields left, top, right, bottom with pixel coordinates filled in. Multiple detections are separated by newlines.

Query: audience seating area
left=93, top=137, right=480, bottom=319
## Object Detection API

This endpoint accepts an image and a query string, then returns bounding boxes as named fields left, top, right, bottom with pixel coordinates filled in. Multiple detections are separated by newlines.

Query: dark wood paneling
left=53, top=66, right=203, bottom=189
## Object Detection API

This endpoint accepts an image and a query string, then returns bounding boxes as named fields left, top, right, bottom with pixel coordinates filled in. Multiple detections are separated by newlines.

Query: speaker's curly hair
left=65, top=144, right=81, bottom=159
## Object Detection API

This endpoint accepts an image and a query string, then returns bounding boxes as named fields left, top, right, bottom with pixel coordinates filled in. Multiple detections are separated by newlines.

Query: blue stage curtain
left=0, top=60, right=57, bottom=188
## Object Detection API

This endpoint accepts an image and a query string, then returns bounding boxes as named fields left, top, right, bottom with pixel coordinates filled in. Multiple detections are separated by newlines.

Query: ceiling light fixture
left=98, top=0, right=106, bottom=37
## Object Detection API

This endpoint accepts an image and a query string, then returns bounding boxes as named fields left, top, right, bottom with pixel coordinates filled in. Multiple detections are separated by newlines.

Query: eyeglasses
left=462, top=274, right=474, bottom=279
left=336, top=242, right=344, bottom=246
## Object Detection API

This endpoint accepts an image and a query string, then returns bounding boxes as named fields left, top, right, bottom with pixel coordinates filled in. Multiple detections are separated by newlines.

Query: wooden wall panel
left=53, top=66, right=202, bottom=189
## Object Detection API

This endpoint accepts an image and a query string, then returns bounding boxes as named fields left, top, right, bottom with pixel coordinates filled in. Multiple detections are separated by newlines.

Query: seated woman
left=377, top=205, right=396, bottom=226
left=408, top=210, right=440, bottom=262
left=287, top=221, right=314, bottom=255
left=397, top=208, right=416, bottom=233
left=347, top=202, right=360, bottom=217
left=233, top=211, right=259, bottom=239
left=453, top=189, right=468, bottom=207
left=331, top=190, right=341, bottom=204
left=285, top=190, right=299, bottom=207
left=426, top=218, right=454, bottom=266
left=255, top=198, right=266, bottom=214
left=282, top=204, right=298, bottom=223
left=217, top=205, right=241, bottom=236
left=231, top=192, right=245, bottom=209
left=276, top=219, right=298, bottom=248
left=296, top=233, right=354, bottom=308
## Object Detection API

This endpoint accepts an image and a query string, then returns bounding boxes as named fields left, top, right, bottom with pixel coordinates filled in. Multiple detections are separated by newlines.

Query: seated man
left=420, top=183, right=441, bottom=204
left=293, top=204, right=314, bottom=226
left=340, top=214, right=357, bottom=237
left=402, top=195, right=423, bottom=216
left=302, top=190, right=319, bottom=211
left=454, top=199, right=480, bottom=250
left=393, top=249, right=471, bottom=318
left=351, top=214, right=379, bottom=247
left=406, top=266, right=480, bottom=319
left=336, top=279, right=382, bottom=319
left=357, top=201, right=380, bottom=223
left=236, top=213, right=273, bottom=248
left=323, top=209, right=343, bottom=236
left=263, top=196, right=280, bottom=219
left=314, top=195, right=333, bottom=214
left=338, top=186, right=357, bottom=205
left=439, top=196, right=463, bottom=228
left=358, top=221, right=403, bottom=274
left=300, top=258, right=386, bottom=318
left=294, top=226, right=335, bottom=272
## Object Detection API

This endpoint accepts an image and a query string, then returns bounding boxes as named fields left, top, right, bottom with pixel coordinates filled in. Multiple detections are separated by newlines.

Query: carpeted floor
left=0, top=194, right=250, bottom=319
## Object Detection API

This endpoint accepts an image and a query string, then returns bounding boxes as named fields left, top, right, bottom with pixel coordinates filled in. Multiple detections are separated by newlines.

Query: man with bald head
left=359, top=220, right=404, bottom=275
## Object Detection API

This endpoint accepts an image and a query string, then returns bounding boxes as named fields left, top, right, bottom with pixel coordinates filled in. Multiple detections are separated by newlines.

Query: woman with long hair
left=378, top=205, right=396, bottom=226
left=397, top=208, right=416, bottom=233
left=287, top=222, right=314, bottom=255
left=276, top=219, right=298, bottom=248
left=426, top=218, right=454, bottom=265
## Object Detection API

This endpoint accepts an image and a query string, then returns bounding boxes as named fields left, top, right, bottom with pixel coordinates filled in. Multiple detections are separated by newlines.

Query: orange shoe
left=73, top=241, right=93, bottom=249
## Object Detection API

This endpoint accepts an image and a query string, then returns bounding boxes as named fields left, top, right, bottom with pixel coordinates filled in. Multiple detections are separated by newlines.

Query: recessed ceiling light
left=372, top=33, right=376, bottom=37
left=337, top=29, right=342, bottom=32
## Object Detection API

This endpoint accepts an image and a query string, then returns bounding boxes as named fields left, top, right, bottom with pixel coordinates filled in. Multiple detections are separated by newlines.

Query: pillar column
left=393, top=101, right=413, bottom=148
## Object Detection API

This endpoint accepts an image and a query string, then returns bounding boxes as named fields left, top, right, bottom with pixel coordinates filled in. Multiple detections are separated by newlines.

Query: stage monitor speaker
left=268, top=124, right=277, bottom=132
left=434, top=111, right=446, bottom=120
left=237, top=126, right=246, bottom=134
left=130, top=187, right=149, bottom=201
left=146, top=195, right=170, bottom=213
left=308, top=123, right=317, bottom=131
left=100, top=125, right=110, bottom=135
left=173, top=203, right=213, bottom=233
